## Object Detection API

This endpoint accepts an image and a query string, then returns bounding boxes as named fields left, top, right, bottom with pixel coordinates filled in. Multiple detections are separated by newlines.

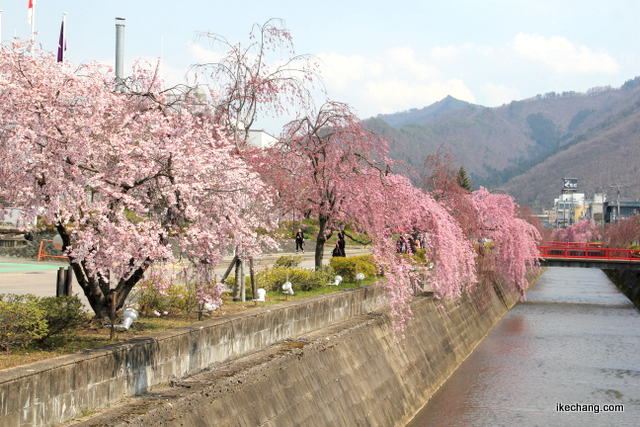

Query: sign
left=562, top=178, right=578, bottom=191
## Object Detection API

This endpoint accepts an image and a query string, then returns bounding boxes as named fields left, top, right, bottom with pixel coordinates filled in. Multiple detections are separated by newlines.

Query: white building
left=247, top=129, right=278, bottom=148
left=553, top=193, right=587, bottom=228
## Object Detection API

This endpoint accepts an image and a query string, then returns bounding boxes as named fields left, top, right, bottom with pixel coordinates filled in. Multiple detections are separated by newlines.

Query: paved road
left=0, top=245, right=369, bottom=302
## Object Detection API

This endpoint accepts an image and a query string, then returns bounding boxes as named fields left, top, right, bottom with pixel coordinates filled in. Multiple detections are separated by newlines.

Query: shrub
left=0, top=294, right=47, bottom=351
left=257, top=265, right=335, bottom=292
left=305, top=266, right=335, bottom=290
left=36, top=296, right=89, bottom=344
left=274, top=255, right=303, bottom=268
left=257, top=267, right=310, bottom=292
left=329, top=255, right=377, bottom=282
left=130, top=281, right=193, bottom=317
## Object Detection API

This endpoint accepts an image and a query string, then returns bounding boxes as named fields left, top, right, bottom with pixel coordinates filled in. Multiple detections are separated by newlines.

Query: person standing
left=337, top=231, right=346, bottom=257
left=295, top=228, right=305, bottom=253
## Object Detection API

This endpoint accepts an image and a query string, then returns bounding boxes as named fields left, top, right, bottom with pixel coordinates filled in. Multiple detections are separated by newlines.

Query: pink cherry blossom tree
left=551, top=219, right=599, bottom=243
left=258, top=101, right=390, bottom=269
left=471, top=188, right=541, bottom=296
left=0, top=42, right=275, bottom=318
left=364, top=174, right=478, bottom=334
left=601, top=216, right=640, bottom=248
left=192, top=18, right=322, bottom=149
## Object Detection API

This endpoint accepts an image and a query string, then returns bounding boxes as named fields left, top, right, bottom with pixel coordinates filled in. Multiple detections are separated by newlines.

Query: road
left=0, top=245, right=370, bottom=303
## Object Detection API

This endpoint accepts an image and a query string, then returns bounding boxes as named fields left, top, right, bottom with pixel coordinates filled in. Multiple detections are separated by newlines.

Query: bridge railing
left=539, top=245, right=640, bottom=261
left=544, top=241, right=603, bottom=248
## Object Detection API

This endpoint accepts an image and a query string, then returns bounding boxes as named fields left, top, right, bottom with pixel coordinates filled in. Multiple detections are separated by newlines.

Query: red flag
left=27, top=0, right=35, bottom=27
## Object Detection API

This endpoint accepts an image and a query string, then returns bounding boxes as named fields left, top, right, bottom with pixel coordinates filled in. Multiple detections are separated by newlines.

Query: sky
left=1, top=0, right=639, bottom=133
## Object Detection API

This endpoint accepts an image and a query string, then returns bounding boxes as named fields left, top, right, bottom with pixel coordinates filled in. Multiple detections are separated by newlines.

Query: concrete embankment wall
left=1, top=280, right=520, bottom=427
left=66, top=282, right=520, bottom=427
left=605, top=269, right=640, bottom=309
left=0, top=285, right=388, bottom=427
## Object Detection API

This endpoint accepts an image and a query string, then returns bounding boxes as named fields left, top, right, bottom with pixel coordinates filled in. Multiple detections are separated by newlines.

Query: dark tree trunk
left=56, top=224, right=151, bottom=319
left=314, top=214, right=330, bottom=270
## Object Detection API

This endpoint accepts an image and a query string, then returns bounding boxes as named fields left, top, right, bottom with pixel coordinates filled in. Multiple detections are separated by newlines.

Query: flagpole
left=0, top=10, right=3, bottom=45
left=30, top=1, right=36, bottom=44
left=60, top=12, right=67, bottom=62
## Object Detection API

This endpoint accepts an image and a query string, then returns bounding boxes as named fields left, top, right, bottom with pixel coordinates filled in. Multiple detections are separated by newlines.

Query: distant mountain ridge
left=375, top=96, right=483, bottom=128
left=364, top=77, right=640, bottom=210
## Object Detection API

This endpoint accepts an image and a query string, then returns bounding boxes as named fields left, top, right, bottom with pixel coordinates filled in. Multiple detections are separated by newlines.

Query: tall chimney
left=115, top=17, right=125, bottom=90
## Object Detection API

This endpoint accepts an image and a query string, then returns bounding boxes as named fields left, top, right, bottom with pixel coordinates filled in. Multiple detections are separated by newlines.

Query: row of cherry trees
left=552, top=217, right=640, bottom=248
left=0, top=21, right=542, bottom=321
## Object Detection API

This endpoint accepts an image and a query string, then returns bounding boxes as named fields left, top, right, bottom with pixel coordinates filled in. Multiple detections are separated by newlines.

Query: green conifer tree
left=457, top=166, right=472, bottom=191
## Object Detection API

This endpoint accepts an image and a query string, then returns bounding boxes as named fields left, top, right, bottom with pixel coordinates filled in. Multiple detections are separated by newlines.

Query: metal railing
left=539, top=245, right=640, bottom=261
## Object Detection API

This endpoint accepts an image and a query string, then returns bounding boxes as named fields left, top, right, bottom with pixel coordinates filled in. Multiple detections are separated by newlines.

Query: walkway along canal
left=407, top=267, right=640, bottom=426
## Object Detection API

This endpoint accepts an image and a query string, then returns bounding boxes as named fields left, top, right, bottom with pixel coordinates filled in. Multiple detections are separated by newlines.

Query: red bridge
left=538, top=242, right=640, bottom=270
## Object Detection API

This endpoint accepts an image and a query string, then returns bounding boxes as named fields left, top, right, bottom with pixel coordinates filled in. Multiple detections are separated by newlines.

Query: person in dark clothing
left=337, top=231, right=346, bottom=257
left=295, top=229, right=305, bottom=253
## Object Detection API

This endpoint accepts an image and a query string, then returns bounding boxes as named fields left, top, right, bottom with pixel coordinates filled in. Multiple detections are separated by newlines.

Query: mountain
left=364, top=78, right=640, bottom=210
left=374, top=96, right=481, bottom=128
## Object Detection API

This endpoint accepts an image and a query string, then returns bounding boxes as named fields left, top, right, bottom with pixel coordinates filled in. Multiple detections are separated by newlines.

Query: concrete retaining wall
left=2, top=280, right=520, bottom=427
left=0, top=285, right=388, bottom=427
left=605, top=269, right=640, bottom=308
left=118, top=283, right=520, bottom=427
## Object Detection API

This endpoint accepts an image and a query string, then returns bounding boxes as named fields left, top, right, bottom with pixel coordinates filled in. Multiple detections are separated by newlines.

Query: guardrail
left=36, top=239, right=69, bottom=261
left=539, top=245, right=640, bottom=261
left=544, top=241, right=603, bottom=248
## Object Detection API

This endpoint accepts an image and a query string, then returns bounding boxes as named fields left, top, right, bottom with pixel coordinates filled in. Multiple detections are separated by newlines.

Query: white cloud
left=431, top=45, right=459, bottom=60
left=187, top=43, right=225, bottom=65
left=317, top=52, right=381, bottom=89
left=476, top=45, right=496, bottom=58
left=480, top=83, right=521, bottom=107
left=317, top=47, right=466, bottom=117
left=511, top=33, right=619, bottom=74
left=386, top=46, right=441, bottom=80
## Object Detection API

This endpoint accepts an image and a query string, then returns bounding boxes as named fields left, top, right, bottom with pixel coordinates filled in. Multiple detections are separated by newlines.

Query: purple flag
left=57, top=20, right=66, bottom=62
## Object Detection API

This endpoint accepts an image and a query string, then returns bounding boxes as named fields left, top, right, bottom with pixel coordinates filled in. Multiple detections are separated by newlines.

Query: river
left=407, top=267, right=640, bottom=427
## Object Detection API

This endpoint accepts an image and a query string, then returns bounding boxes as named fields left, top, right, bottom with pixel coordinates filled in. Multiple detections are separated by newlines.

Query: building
left=590, top=193, right=606, bottom=226
left=603, top=201, right=640, bottom=223
left=553, top=192, right=588, bottom=228
left=247, top=129, right=278, bottom=148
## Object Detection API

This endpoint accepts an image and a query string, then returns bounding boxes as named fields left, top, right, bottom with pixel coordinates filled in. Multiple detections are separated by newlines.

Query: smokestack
left=115, top=17, right=125, bottom=90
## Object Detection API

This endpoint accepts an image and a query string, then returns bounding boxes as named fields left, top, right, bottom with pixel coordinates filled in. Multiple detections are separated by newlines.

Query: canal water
left=407, top=267, right=640, bottom=426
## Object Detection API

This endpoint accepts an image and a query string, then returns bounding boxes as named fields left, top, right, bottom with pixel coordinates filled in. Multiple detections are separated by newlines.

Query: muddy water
left=407, top=267, right=640, bottom=427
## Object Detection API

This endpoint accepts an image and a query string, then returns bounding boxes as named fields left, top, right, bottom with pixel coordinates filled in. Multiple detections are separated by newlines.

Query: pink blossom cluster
left=0, top=41, right=276, bottom=317
left=551, top=219, right=599, bottom=243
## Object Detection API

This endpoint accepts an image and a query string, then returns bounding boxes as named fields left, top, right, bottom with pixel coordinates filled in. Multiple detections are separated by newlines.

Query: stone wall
left=0, top=285, right=388, bottom=427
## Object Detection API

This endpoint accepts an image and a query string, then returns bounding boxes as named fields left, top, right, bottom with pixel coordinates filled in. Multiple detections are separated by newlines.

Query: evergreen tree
left=457, top=166, right=472, bottom=191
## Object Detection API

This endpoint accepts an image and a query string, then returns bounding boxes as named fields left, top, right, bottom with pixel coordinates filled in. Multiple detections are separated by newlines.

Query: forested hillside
left=365, top=77, right=640, bottom=209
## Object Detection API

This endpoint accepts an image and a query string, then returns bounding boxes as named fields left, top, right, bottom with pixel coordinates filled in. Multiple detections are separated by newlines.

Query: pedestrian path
left=0, top=246, right=370, bottom=301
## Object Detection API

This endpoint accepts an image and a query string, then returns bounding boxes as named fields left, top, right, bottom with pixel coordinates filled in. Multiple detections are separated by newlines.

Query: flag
left=57, top=20, right=66, bottom=62
left=27, top=0, right=35, bottom=27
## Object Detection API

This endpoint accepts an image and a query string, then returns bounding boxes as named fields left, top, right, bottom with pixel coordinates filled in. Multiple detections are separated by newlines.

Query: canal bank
left=605, top=269, right=640, bottom=309
left=407, top=267, right=640, bottom=426
left=58, top=280, right=519, bottom=427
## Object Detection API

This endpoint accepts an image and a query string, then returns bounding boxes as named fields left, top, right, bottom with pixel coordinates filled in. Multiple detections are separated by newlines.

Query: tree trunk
left=249, top=258, right=257, bottom=300
left=56, top=224, right=151, bottom=319
left=233, top=256, right=242, bottom=301
left=314, top=214, right=330, bottom=270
